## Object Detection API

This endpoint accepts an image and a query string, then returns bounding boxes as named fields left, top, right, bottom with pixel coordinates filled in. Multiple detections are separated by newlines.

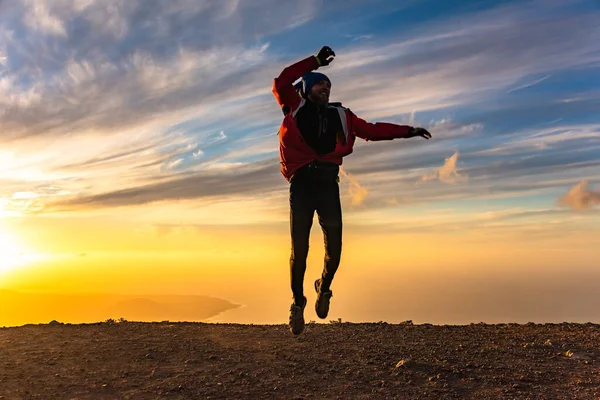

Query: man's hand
left=316, top=46, right=335, bottom=66
left=408, top=127, right=432, bottom=139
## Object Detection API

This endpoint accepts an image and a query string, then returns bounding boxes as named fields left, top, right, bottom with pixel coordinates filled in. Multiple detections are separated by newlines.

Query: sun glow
left=0, top=226, right=36, bottom=274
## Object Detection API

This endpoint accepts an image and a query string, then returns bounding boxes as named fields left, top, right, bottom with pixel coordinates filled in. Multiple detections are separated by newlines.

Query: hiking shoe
left=314, top=279, right=333, bottom=319
left=289, top=296, right=307, bottom=335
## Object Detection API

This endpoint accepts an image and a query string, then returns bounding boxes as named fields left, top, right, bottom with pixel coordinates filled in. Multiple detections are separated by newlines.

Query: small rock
left=395, top=359, right=414, bottom=368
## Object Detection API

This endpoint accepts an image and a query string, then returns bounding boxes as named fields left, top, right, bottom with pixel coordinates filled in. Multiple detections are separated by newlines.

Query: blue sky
left=0, top=0, right=599, bottom=229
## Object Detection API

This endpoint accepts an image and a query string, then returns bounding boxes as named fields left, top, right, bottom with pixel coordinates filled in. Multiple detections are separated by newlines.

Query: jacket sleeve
left=351, top=112, right=413, bottom=141
left=272, top=56, right=320, bottom=113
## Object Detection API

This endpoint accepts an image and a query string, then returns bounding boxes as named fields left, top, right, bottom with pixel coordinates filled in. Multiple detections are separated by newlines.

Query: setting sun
left=0, top=227, right=30, bottom=274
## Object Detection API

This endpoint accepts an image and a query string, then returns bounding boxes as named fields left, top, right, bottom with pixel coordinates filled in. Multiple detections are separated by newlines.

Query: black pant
left=289, top=163, right=343, bottom=304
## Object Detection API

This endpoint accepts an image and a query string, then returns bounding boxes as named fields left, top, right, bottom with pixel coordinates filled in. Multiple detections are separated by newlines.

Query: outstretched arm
left=272, top=46, right=336, bottom=113
left=351, top=112, right=432, bottom=141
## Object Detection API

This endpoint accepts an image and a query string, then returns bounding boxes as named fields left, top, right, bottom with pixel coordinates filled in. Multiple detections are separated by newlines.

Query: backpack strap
left=328, top=103, right=349, bottom=143
left=291, top=98, right=307, bottom=118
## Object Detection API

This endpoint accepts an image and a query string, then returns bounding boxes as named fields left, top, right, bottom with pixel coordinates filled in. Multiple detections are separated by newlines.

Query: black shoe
left=289, top=296, right=307, bottom=335
left=314, top=279, right=333, bottom=319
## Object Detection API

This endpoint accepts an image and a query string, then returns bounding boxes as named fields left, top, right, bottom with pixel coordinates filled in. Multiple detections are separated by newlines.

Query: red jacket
left=273, top=55, right=414, bottom=181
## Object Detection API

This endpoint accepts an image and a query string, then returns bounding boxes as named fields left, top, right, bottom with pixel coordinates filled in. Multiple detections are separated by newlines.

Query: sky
left=1, top=0, right=599, bottom=326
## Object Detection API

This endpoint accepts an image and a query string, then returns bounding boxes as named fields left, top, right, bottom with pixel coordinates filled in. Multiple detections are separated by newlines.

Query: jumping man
left=272, top=46, right=432, bottom=335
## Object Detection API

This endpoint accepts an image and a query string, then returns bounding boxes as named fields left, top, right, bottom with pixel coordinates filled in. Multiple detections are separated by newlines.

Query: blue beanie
left=294, top=72, right=331, bottom=98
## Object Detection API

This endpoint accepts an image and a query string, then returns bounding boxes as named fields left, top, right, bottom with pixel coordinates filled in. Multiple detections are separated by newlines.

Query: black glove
left=408, top=127, right=432, bottom=139
left=316, top=46, right=335, bottom=66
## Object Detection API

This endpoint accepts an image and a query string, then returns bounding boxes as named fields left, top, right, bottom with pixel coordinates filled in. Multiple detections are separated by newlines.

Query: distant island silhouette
left=0, top=289, right=240, bottom=327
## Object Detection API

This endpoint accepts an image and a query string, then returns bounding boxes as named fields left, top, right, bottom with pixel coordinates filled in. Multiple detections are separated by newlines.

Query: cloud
left=309, top=118, right=599, bottom=211
left=165, top=159, right=184, bottom=170
left=2, top=0, right=599, bottom=221
left=1, top=185, right=72, bottom=215
left=193, top=149, right=204, bottom=158
left=0, top=45, right=272, bottom=140
left=340, top=167, right=369, bottom=206
left=559, top=180, right=600, bottom=210
left=0, top=0, right=318, bottom=140
left=473, top=122, right=600, bottom=157
left=349, top=205, right=595, bottom=238
left=507, top=75, right=552, bottom=93
left=23, top=0, right=68, bottom=37
left=421, top=152, right=467, bottom=184
left=6, top=0, right=596, bottom=145
left=327, top=1, right=600, bottom=120
left=48, top=158, right=282, bottom=210
left=344, top=34, right=374, bottom=42
left=0, top=0, right=323, bottom=215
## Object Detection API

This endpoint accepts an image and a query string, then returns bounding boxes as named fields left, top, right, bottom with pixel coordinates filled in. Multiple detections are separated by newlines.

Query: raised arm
left=351, top=112, right=432, bottom=141
left=272, top=46, right=336, bottom=113
left=272, top=56, right=317, bottom=112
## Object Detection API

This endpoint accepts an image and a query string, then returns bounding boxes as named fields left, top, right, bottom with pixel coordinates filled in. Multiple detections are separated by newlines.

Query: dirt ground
left=1, top=321, right=599, bottom=399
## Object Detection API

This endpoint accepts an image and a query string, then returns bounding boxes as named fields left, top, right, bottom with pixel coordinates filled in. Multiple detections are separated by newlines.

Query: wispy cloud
left=328, top=1, right=600, bottom=120
left=344, top=34, right=374, bottom=42
left=475, top=124, right=600, bottom=156
left=23, top=0, right=68, bottom=37
left=507, top=75, right=552, bottom=93
left=48, top=158, right=281, bottom=210
left=1, top=0, right=599, bottom=222
left=0, top=0, right=317, bottom=140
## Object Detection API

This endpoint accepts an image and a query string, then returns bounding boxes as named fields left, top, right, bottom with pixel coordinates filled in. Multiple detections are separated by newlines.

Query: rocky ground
left=1, top=321, right=599, bottom=399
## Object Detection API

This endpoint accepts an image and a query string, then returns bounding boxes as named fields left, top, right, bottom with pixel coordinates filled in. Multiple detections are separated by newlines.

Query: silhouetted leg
left=316, top=180, right=342, bottom=292
left=289, top=177, right=315, bottom=305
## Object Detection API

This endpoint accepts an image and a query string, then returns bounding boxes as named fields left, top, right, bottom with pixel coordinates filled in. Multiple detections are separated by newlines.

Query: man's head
left=300, top=72, right=331, bottom=106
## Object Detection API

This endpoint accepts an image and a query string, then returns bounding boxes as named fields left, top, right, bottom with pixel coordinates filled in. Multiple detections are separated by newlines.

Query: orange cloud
left=422, top=151, right=467, bottom=184
left=340, top=168, right=369, bottom=206
left=559, top=180, right=600, bottom=210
